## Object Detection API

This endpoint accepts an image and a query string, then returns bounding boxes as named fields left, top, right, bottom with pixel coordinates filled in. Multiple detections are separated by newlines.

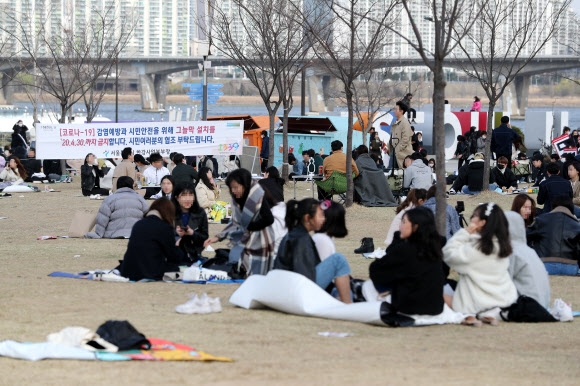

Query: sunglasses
left=320, top=200, right=332, bottom=210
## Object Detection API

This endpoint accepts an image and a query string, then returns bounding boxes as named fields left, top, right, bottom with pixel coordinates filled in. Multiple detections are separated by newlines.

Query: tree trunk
left=345, top=94, right=354, bottom=207
left=59, top=102, right=67, bottom=124
left=282, top=107, right=290, bottom=181
left=483, top=100, right=497, bottom=188
left=433, top=63, right=447, bottom=237
left=268, top=111, right=276, bottom=168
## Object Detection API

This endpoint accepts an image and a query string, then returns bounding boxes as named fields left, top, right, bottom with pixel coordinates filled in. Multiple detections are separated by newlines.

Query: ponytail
left=285, top=198, right=319, bottom=231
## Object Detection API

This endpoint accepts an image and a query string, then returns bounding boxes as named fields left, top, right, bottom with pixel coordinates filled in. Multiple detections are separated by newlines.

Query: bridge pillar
left=307, top=73, right=334, bottom=113
left=137, top=73, right=168, bottom=112
left=0, top=70, right=15, bottom=105
left=153, top=74, right=168, bottom=109
left=503, top=74, right=530, bottom=119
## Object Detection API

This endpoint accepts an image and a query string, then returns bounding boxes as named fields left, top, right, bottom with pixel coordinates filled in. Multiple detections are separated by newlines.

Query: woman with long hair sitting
left=0, top=157, right=27, bottom=185
left=81, top=153, right=109, bottom=197
left=151, top=175, right=175, bottom=200
left=511, top=193, right=536, bottom=227
left=195, top=166, right=220, bottom=217
left=172, top=182, right=209, bottom=264
left=204, top=168, right=274, bottom=276
left=274, top=198, right=352, bottom=303
left=312, top=200, right=348, bottom=261
left=443, top=203, right=517, bottom=325
left=369, top=207, right=444, bottom=315
left=117, top=198, right=186, bottom=281
left=384, top=188, right=427, bottom=246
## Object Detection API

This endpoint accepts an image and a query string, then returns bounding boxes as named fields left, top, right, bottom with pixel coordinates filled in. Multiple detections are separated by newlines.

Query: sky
left=573, top=0, right=580, bottom=15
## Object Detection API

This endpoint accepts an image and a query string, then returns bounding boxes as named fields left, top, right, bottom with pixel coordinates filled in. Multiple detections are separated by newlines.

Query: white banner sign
left=35, top=120, right=244, bottom=159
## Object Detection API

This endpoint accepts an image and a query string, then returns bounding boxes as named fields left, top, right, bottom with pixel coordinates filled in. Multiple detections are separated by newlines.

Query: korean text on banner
left=35, top=120, right=244, bottom=159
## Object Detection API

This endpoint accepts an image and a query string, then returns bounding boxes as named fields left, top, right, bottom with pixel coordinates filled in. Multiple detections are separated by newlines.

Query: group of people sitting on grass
left=97, top=170, right=565, bottom=324
left=80, top=149, right=221, bottom=212
left=78, top=151, right=576, bottom=325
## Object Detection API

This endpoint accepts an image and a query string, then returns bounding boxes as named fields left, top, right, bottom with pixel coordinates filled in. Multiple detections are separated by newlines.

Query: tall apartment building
left=0, top=0, right=191, bottom=57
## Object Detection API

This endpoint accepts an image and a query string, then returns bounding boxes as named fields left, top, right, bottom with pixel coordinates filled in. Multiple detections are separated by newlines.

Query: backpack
left=500, top=295, right=557, bottom=323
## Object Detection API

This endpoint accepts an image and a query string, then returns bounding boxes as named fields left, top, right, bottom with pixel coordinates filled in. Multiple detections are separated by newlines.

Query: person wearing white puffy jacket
left=443, top=203, right=517, bottom=323
left=85, top=177, right=149, bottom=239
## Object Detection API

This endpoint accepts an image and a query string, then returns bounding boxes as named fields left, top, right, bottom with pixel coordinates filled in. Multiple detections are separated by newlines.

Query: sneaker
left=175, top=293, right=212, bottom=314
left=196, top=293, right=212, bottom=314
left=100, top=273, right=129, bottom=282
left=175, top=296, right=198, bottom=314
left=89, top=194, right=97, bottom=199
left=208, top=297, right=222, bottom=313
left=448, top=188, right=456, bottom=195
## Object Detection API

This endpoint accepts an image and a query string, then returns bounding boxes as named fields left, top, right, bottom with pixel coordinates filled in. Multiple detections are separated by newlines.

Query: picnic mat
left=0, top=338, right=233, bottom=362
left=48, top=271, right=244, bottom=284
left=229, top=270, right=467, bottom=327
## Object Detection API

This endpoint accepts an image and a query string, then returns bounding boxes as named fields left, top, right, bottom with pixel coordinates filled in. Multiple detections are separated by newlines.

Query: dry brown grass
left=1, top=179, right=579, bottom=385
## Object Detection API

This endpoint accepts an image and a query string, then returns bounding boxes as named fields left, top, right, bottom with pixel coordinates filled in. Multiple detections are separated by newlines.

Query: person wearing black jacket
left=491, top=116, right=520, bottom=169
left=527, top=196, right=580, bottom=276
left=537, top=162, right=573, bottom=214
left=172, top=153, right=199, bottom=186
left=454, top=135, right=470, bottom=170
left=461, top=153, right=497, bottom=194
left=531, top=154, right=547, bottom=187
left=81, top=153, right=109, bottom=197
left=10, top=120, right=29, bottom=159
left=172, top=182, right=209, bottom=265
left=369, top=207, right=444, bottom=315
left=274, top=198, right=352, bottom=303
left=491, top=156, right=518, bottom=191
left=21, top=148, right=42, bottom=182
left=118, top=198, right=185, bottom=281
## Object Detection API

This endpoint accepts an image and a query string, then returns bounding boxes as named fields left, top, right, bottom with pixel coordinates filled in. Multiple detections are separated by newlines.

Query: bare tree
left=2, top=5, right=138, bottom=124
left=79, top=5, right=138, bottom=123
left=388, top=0, right=484, bottom=234
left=211, top=0, right=311, bottom=176
left=351, top=73, right=402, bottom=146
left=455, top=0, right=571, bottom=186
left=299, top=0, right=399, bottom=206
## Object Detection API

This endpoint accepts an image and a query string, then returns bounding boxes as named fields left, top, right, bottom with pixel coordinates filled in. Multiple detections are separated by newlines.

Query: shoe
left=208, top=297, right=222, bottom=313
left=196, top=293, right=212, bottom=314
left=100, top=273, right=129, bottom=282
left=461, top=316, right=482, bottom=327
left=448, top=188, right=456, bottom=195
left=478, top=316, right=499, bottom=326
left=175, top=295, right=199, bottom=314
left=354, top=238, right=374, bottom=254
left=89, top=194, right=97, bottom=199
left=175, top=293, right=213, bottom=314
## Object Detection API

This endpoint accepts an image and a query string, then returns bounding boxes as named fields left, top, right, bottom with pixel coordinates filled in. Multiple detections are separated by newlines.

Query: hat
left=474, top=153, right=484, bottom=160
left=532, top=154, right=544, bottom=162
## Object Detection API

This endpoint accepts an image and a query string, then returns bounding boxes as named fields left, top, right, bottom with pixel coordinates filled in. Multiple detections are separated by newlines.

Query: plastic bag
left=550, top=298, right=573, bottom=322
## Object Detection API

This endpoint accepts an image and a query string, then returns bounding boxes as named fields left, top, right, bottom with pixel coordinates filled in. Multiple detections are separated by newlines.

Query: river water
left=11, top=100, right=580, bottom=141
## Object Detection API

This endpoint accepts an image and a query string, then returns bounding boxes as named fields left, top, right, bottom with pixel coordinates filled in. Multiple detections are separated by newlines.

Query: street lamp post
left=202, top=55, right=208, bottom=120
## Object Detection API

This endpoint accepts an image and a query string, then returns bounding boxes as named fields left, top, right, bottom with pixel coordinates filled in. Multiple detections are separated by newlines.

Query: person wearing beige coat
left=389, top=101, right=415, bottom=169
left=195, top=167, right=220, bottom=217
left=111, top=147, right=137, bottom=192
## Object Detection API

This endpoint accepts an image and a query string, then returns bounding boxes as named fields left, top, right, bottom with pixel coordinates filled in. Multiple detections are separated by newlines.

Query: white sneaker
left=197, top=293, right=212, bottom=314
left=89, top=194, right=97, bottom=200
left=175, top=293, right=212, bottom=314
left=209, top=297, right=222, bottom=313
left=100, top=273, right=129, bottom=282
left=175, top=294, right=200, bottom=314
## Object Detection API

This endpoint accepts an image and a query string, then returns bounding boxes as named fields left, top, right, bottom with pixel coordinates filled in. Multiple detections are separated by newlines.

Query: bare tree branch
left=453, top=0, right=571, bottom=188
